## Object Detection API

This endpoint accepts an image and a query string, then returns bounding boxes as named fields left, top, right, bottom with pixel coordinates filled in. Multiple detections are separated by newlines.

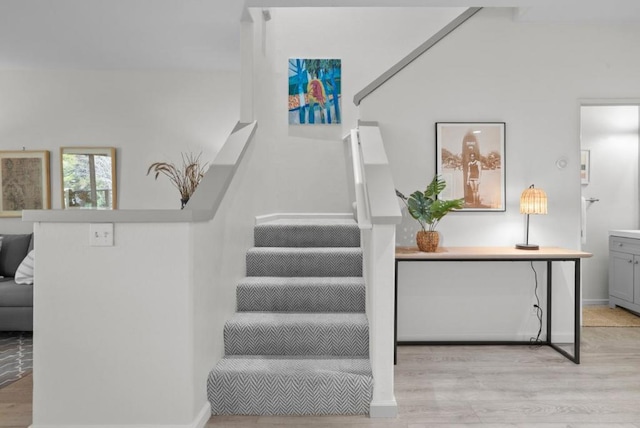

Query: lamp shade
left=520, top=185, right=547, bottom=215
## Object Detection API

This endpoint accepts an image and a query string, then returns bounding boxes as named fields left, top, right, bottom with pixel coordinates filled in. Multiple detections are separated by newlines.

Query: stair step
left=254, top=219, right=360, bottom=248
left=246, top=247, right=362, bottom=277
left=224, top=312, right=369, bottom=357
left=237, top=277, right=365, bottom=312
left=207, top=356, right=373, bottom=415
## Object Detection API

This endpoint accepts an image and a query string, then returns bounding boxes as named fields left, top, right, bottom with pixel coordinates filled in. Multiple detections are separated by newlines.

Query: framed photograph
left=61, top=147, right=117, bottom=209
left=288, top=58, right=341, bottom=125
left=0, top=150, right=50, bottom=217
left=580, top=150, right=590, bottom=184
left=436, top=122, right=506, bottom=211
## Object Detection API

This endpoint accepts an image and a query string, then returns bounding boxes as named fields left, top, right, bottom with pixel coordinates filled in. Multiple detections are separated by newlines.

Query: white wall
left=191, top=127, right=265, bottom=417
left=360, top=7, right=640, bottom=339
left=361, top=8, right=640, bottom=249
left=30, top=124, right=259, bottom=427
left=33, top=221, right=199, bottom=426
left=0, top=69, right=241, bottom=426
left=250, top=7, right=464, bottom=213
left=580, top=105, right=639, bottom=304
left=0, top=70, right=240, bottom=225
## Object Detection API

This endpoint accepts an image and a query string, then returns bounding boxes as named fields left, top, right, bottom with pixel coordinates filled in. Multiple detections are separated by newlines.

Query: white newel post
left=348, top=122, right=401, bottom=418
left=366, top=224, right=398, bottom=418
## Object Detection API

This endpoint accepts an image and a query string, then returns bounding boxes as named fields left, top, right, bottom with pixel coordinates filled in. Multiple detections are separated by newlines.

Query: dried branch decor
left=147, top=152, right=208, bottom=208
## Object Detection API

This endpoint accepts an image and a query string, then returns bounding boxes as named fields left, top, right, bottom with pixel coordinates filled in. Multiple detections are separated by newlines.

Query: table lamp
left=516, top=184, right=547, bottom=250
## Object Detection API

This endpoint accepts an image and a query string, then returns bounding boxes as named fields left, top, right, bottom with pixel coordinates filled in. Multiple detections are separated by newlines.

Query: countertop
left=610, top=230, right=640, bottom=239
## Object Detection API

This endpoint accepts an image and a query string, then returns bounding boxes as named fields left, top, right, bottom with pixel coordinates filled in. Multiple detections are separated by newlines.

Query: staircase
left=207, top=217, right=372, bottom=415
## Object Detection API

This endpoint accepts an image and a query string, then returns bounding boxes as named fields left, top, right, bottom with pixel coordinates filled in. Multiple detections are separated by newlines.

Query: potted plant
left=147, top=152, right=208, bottom=209
left=396, top=175, right=464, bottom=252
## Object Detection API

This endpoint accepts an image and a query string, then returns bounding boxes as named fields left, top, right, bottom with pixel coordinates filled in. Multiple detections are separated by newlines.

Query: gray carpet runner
left=236, top=277, right=365, bottom=312
left=208, top=217, right=372, bottom=415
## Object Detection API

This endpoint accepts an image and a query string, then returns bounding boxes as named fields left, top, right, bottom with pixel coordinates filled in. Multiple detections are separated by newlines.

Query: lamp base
left=516, top=243, right=540, bottom=250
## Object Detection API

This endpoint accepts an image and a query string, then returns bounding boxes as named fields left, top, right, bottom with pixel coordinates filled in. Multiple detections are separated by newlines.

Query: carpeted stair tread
left=254, top=219, right=360, bottom=248
left=224, top=312, right=369, bottom=357
left=208, top=216, right=371, bottom=416
left=237, top=277, right=365, bottom=312
left=207, top=356, right=373, bottom=415
left=246, top=247, right=362, bottom=277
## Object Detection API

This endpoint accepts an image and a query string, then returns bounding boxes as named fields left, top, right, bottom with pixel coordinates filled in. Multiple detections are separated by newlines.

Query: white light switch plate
left=90, top=223, right=114, bottom=246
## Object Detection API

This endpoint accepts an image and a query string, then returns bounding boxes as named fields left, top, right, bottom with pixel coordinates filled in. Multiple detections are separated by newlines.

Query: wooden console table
left=394, top=246, right=592, bottom=364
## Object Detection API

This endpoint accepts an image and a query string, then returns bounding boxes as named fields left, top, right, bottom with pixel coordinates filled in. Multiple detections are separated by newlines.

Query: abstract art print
left=0, top=150, right=50, bottom=217
left=288, top=58, right=341, bottom=125
left=436, top=122, right=506, bottom=211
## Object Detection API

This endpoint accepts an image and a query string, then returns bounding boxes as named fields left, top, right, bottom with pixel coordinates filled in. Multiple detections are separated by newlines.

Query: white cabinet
left=609, top=235, right=640, bottom=312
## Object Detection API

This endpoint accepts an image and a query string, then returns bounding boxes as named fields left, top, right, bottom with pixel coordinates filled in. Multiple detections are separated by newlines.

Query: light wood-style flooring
left=4, top=328, right=640, bottom=428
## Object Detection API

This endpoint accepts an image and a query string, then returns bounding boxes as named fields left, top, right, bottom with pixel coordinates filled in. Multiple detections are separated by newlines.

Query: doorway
left=580, top=104, right=640, bottom=305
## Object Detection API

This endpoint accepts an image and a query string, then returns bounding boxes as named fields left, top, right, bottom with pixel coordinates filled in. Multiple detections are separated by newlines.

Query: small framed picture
left=436, top=122, right=506, bottom=211
left=580, top=150, right=590, bottom=184
left=0, top=151, right=51, bottom=217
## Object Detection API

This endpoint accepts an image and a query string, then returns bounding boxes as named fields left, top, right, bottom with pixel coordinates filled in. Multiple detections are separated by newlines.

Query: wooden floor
left=4, top=328, right=640, bottom=427
left=0, top=373, right=32, bottom=428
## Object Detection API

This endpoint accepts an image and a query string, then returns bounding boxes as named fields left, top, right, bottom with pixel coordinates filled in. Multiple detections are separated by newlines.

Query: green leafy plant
left=147, top=152, right=208, bottom=203
left=396, top=175, right=464, bottom=232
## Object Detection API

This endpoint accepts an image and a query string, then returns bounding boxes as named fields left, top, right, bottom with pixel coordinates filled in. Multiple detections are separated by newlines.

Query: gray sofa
left=0, top=233, right=33, bottom=331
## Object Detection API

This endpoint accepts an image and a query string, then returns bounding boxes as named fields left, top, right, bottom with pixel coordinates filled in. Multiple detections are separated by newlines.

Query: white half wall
left=32, top=221, right=196, bottom=426
left=30, top=124, right=260, bottom=427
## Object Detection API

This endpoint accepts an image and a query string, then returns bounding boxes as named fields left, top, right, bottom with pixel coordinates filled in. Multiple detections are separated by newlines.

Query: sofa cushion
left=0, top=278, right=33, bottom=307
left=15, top=250, right=34, bottom=285
left=0, top=234, right=32, bottom=277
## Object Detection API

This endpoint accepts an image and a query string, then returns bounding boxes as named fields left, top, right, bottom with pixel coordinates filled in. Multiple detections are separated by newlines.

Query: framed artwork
left=580, top=150, right=590, bottom=184
left=0, top=151, right=51, bottom=217
left=288, top=58, right=341, bottom=125
left=61, top=147, right=117, bottom=209
left=436, top=122, right=506, bottom=211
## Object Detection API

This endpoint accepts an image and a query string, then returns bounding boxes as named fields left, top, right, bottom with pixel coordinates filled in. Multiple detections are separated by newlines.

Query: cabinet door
left=635, top=256, right=640, bottom=304
left=610, top=251, right=634, bottom=302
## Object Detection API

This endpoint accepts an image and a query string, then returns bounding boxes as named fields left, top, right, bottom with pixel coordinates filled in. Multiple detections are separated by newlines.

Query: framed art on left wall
left=0, top=150, right=50, bottom=217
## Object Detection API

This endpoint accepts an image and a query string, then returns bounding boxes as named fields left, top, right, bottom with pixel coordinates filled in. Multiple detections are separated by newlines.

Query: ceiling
left=0, top=0, right=245, bottom=71
left=1, top=0, right=639, bottom=71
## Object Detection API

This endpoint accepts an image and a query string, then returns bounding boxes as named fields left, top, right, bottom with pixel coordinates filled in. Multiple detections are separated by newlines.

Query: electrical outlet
left=90, top=223, right=114, bottom=247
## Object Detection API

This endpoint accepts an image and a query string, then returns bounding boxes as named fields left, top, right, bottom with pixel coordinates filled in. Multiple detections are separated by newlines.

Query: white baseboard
left=582, top=299, right=609, bottom=306
left=30, top=403, right=211, bottom=428
left=193, top=403, right=211, bottom=428
left=255, top=213, right=354, bottom=224
left=369, top=399, right=398, bottom=418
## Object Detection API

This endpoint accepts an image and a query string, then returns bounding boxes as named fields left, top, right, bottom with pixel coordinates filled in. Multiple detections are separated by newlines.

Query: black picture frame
left=435, top=122, right=506, bottom=211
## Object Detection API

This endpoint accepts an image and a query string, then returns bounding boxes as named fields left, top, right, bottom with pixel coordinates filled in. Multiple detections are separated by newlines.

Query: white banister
left=346, top=121, right=401, bottom=418
left=344, top=129, right=372, bottom=229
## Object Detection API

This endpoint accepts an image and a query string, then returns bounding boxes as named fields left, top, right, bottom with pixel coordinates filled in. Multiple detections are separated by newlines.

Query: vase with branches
left=147, top=152, right=208, bottom=209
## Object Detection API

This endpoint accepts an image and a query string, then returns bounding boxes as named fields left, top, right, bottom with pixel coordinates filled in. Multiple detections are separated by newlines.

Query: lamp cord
left=530, top=261, right=543, bottom=347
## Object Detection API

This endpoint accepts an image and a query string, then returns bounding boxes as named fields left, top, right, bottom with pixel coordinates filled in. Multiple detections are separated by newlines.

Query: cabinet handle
left=618, top=243, right=624, bottom=247
left=636, top=261, right=639, bottom=265
left=629, top=260, right=633, bottom=263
